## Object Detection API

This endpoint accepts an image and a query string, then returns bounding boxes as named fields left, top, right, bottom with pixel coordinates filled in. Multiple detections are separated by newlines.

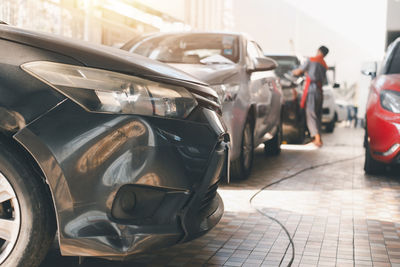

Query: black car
left=266, top=55, right=306, bottom=143
left=0, top=25, right=229, bottom=267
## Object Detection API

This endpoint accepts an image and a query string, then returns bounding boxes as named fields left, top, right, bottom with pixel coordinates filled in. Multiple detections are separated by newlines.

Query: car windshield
left=388, top=44, right=400, bottom=74
left=130, top=34, right=240, bottom=64
left=268, top=56, right=300, bottom=78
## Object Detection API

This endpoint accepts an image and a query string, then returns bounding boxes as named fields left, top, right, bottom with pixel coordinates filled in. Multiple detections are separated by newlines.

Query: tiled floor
left=41, top=127, right=400, bottom=267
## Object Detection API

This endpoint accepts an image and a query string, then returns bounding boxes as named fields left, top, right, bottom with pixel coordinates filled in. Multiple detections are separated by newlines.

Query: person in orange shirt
left=293, top=46, right=329, bottom=147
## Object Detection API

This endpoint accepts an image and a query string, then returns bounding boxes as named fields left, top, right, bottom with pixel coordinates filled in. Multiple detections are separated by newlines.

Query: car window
left=247, top=41, right=260, bottom=59
left=255, top=43, right=264, bottom=57
left=388, top=43, right=400, bottom=74
left=130, top=34, right=240, bottom=64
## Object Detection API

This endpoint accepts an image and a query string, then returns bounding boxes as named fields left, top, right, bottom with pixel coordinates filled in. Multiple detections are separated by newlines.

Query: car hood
left=0, top=25, right=214, bottom=92
left=168, top=63, right=241, bottom=85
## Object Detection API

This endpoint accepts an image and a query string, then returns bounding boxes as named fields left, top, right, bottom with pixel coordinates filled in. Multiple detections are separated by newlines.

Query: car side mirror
left=361, top=61, right=377, bottom=79
left=248, top=57, right=277, bottom=72
left=333, top=83, right=340, bottom=88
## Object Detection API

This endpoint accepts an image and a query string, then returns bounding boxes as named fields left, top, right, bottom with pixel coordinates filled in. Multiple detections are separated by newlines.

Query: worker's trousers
left=305, top=83, right=323, bottom=137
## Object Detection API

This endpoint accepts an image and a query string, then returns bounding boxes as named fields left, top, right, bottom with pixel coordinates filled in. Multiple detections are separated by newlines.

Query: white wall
left=387, top=0, right=400, bottom=31
left=232, top=0, right=388, bottom=116
left=135, top=0, right=186, bottom=21
left=135, top=0, right=235, bottom=31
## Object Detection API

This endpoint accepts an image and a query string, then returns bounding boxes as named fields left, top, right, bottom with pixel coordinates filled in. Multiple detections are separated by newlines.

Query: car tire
left=294, top=117, right=306, bottom=144
left=325, top=113, right=337, bottom=133
left=230, top=120, right=254, bottom=180
left=0, top=140, right=56, bottom=267
left=364, top=132, right=386, bottom=175
left=264, top=122, right=282, bottom=156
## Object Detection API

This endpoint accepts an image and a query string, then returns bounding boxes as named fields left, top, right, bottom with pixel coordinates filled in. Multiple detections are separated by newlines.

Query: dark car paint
left=168, top=64, right=241, bottom=86
left=0, top=25, right=228, bottom=258
left=0, top=38, right=71, bottom=134
left=267, top=55, right=306, bottom=143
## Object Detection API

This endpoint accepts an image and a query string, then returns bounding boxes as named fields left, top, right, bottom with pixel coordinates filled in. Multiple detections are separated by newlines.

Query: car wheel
left=0, top=140, right=56, bottom=267
left=364, top=131, right=386, bottom=175
left=230, top=120, right=254, bottom=180
left=294, top=117, right=306, bottom=144
left=264, top=122, right=282, bottom=156
left=325, top=113, right=337, bottom=133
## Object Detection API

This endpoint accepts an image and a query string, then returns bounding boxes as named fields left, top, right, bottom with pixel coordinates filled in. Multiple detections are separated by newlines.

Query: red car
left=363, top=38, right=400, bottom=174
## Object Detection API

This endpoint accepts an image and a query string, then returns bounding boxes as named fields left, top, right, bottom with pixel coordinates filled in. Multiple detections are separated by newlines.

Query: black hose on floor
left=249, top=154, right=363, bottom=266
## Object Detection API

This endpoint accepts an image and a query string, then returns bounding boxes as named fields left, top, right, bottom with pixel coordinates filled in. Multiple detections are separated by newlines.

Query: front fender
left=13, top=99, right=222, bottom=257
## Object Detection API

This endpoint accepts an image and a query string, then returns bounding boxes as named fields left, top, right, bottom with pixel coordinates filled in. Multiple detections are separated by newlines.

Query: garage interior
left=1, top=1, right=400, bottom=267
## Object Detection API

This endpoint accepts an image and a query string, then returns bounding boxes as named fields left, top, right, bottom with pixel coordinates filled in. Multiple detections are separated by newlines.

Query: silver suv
left=122, top=32, right=283, bottom=180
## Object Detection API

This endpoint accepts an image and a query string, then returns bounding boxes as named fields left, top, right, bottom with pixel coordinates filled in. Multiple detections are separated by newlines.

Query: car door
left=246, top=41, right=273, bottom=143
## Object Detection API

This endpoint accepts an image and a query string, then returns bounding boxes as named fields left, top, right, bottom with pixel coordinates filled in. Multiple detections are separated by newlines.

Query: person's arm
left=292, top=68, right=304, bottom=76
left=292, top=59, right=309, bottom=76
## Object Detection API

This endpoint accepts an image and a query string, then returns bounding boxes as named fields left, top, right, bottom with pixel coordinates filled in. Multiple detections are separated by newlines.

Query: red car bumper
left=367, top=104, right=400, bottom=164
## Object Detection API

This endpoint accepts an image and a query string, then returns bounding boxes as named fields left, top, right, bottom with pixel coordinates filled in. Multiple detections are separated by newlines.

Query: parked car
left=322, top=67, right=341, bottom=132
left=362, top=37, right=400, bottom=174
left=266, top=55, right=306, bottom=143
left=0, top=25, right=229, bottom=267
left=123, top=32, right=283, bottom=180
left=335, top=99, right=350, bottom=123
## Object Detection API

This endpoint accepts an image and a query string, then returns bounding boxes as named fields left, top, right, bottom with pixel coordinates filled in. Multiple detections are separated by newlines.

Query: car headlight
left=21, top=61, right=197, bottom=118
left=211, top=84, right=240, bottom=102
left=380, top=90, right=400, bottom=114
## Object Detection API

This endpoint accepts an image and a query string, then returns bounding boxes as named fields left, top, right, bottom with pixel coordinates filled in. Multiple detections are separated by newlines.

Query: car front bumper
left=367, top=110, right=400, bottom=164
left=322, top=103, right=335, bottom=123
left=14, top=99, right=229, bottom=258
